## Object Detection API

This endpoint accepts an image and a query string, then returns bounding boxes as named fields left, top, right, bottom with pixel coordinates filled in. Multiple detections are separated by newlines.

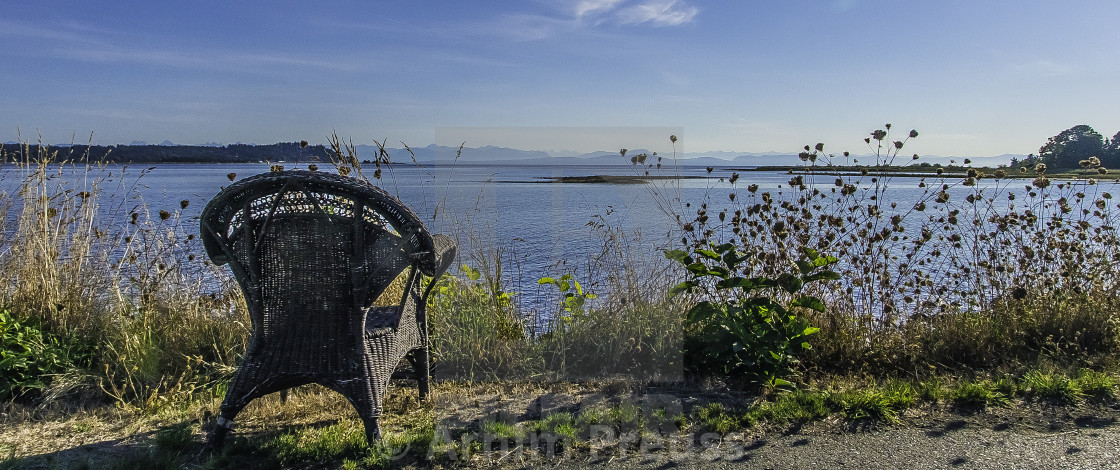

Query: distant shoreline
left=735, top=165, right=1120, bottom=181
left=2, top=144, right=1112, bottom=180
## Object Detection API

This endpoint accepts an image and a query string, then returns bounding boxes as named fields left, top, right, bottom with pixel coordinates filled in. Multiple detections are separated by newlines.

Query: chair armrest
left=429, top=234, right=456, bottom=278
left=411, top=234, right=456, bottom=277
left=417, top=234, right=456, bottom=306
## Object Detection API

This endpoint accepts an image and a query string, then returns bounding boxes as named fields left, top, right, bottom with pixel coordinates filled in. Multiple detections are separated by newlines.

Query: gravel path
left=538, top=423, right=1120, bottom=469
left=466, top=399, right=1120, bottom=469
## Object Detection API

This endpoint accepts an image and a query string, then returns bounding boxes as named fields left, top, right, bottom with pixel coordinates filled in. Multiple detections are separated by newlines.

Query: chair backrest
left=199, top=171, right=435, bottom=360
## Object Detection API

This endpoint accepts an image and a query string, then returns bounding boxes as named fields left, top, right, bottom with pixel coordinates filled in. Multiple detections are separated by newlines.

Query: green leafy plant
left=538, top=274, right=597, bottom=323
left=426, top=263, right=533, bottom=380
left=0, top=310, right=72, bottom=399
left=667, top=244, right=837, bottom=387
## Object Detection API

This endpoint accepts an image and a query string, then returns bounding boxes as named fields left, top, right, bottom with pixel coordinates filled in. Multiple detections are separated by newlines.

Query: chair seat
left=365, top=306, right=401, bottom=338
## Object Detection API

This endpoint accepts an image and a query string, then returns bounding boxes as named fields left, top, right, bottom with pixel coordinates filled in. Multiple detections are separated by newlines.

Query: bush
left=668, top=244, right=836, bottom=387
left=0, top=310, right=73, bottom=399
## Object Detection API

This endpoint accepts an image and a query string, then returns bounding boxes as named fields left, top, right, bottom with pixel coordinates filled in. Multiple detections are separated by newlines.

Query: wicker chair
left=199, top=170, right=455, bottom=448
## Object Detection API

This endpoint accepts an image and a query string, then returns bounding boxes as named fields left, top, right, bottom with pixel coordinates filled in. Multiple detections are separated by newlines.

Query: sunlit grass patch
left=480, top=418, right=520, bottom=441
left=1074, top=369, right=1117, bottom=399
left=828, top=388, right=900, bottom=422
left=743, top=389, right=829, bottom=427
left=950, top=380, right=1009, bottom=407
left=1020, top=370, right=1084, bottom=403
left=917, top=376, right=948, bottom=403
left=694, top=402, right=739, bottom=434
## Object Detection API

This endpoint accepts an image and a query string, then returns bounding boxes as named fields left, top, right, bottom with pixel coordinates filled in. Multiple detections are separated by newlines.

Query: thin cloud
left=491, top=13, right=571, bottom=41
left=0, top=19, right=117, bottom=48
left=1011, top=59, right=1075, bottom=77
left=429, top=1, right=699, bottom=42
left=831, top=0, right=858, bottom=13
left=574, top=0, right=626, bottom=19
left=616, top=0, right=698, bottom=26
left=2, top=18, right=354, bottom=72
left=52, top=44, right=356, bottom=72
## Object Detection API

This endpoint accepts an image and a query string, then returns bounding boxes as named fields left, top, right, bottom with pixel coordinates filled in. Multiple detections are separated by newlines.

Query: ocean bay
left=4, top=160, right=1115, bottom=315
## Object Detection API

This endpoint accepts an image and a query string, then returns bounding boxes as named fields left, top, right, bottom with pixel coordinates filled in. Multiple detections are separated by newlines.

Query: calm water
left=4, top=161, right=1116, bottom=311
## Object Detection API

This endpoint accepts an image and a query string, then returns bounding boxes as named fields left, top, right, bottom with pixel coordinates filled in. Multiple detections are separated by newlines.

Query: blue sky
left=2, top=0, right=1118, bottom=157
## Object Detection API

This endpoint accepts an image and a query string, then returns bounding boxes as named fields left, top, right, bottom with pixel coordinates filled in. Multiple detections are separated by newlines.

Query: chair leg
left=409, top=348, right=430, bottom=400
left=334, top=373, right=387, bottom=446
left=363, top=416, right=383, bottom=445
left=205, top=406, right=243, bottom=451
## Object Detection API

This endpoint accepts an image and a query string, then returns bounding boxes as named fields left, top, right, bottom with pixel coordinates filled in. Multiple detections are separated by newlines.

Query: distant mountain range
left=1, top=141, right=1022, bottom=167
left=362, top=144, right=1021, bottom=168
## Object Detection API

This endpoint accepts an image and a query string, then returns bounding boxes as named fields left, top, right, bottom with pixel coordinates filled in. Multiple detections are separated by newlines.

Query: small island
left=528, top=174, right=709, bottom=184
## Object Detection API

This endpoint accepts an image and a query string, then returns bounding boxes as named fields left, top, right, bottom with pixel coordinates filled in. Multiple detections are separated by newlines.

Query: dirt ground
left=2, top=381, right=1119, bottom=469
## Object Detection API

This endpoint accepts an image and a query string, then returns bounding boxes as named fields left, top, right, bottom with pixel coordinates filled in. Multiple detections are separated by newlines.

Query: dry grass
left=0, top=141, right=248, bottom=407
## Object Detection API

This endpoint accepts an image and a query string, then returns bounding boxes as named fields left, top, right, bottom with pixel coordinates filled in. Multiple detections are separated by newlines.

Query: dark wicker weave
left=199, top=170, right=455, bottom=448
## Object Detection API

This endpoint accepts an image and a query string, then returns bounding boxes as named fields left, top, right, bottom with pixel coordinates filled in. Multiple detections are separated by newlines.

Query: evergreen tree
left=1105, top=131, right=1120, bottom=168
left=1038, top=125, right=1105, bottom=170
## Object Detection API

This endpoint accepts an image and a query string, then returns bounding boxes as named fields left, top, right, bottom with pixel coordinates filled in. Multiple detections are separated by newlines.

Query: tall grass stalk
left=0, top=140, right=247, bottom=406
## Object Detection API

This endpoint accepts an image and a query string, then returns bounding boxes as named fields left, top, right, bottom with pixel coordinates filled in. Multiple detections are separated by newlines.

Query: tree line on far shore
left=4, top=126, right=1118, bottom=170
left=0, top=142, right=331, bottom=164
left=1012, top=125, right=1120, bottom=171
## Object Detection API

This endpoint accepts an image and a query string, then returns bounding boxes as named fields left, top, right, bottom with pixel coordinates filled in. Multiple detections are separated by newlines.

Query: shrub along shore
left=2, top=129, right=1120, bottom=468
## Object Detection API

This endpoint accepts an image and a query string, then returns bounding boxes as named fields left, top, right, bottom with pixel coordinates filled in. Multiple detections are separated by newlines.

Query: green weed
left=1021, top=370, right=1084, bottom=402
left=695, top=402, right=739, bottom=434
left=829, top=389, right=899, bottom=422
left=480, top=418, right=520, bottom=441
left=951, top=380, right=1008, bottom=407
left=1074, top=369, right=1117, bottom=398
left=744, top=389, right=829, bottom=426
